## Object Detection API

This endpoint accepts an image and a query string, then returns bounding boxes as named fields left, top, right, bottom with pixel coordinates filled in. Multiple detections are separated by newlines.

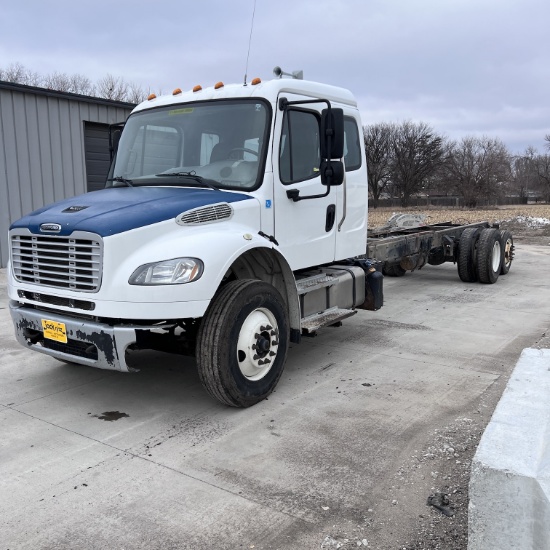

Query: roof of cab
left=132, top=78, right=357, bottom=114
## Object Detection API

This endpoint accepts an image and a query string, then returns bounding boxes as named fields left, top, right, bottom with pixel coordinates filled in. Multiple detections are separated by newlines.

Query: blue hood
left=10, top=187, right=253, bottom=237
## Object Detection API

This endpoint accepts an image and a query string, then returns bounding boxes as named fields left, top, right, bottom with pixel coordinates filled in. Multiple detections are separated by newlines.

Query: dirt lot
left=367, top=203, right=550, bottom=232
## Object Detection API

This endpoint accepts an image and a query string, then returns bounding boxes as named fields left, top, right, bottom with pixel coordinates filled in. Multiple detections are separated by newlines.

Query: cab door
left=272, top=94, right=340, bottom=270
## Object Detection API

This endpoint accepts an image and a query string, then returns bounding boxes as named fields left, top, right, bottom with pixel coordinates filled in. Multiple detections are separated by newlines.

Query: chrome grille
left=11, top=231, right=103, bottom=292
left=177, top=203, right=233, bottom=225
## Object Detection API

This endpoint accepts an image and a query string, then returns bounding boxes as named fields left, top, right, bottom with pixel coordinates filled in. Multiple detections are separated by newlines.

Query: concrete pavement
left=1, top=243, right=549, bottom=549
left=469, top=348, right=550, bottom=550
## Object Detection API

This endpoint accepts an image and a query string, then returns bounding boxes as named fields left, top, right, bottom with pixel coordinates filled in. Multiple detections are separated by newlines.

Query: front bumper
left=10, top=302, right=142, bottom=372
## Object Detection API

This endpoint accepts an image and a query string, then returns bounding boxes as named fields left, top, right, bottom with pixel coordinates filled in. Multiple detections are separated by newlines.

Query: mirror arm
left=278, top=97, right=330, bottom=111
left=286, top=186, right=331, bottom=203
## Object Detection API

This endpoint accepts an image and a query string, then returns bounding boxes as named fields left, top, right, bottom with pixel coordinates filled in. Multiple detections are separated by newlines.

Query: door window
left=343, top=117, right=362, bottom=172
left=279, top=110, right=321, bottom=184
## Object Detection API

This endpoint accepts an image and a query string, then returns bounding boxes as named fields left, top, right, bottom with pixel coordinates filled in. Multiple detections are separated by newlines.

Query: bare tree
left=43, top=72, right=96, bottom=95
left=363, top=123, right=396, bottom=207
left=390, top=121, right=444, bottom=206
left=43, top=71, right=72, bottom=92
left=2, top=62, right=42, bottom=86
left=443, top=136, right=511, bottom=207
left=127, top=81, right=148, bottom=104
left=96, top=74, right=129, bottom=101
left=534, top=154, right=550, bottom=202
left=69, top=74, right=95, bottom=95
left=3, top=62, right=27, bottom=82
left=1, top=62, right=152, bottom=104
left=545, top=134, right=550, bottom=151
left=510, top=146, right=537, bottom=201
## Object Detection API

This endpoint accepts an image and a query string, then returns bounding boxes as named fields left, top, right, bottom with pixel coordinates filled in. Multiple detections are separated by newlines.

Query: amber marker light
left=214, top=81, right=224, bottom=89
left=193, top=85, right=202, bottom=92
left=251, top=78, right=261, bottom=85
left=147, top=93, right=157, bottom=100
left=172, top=88, right=182, bottom=95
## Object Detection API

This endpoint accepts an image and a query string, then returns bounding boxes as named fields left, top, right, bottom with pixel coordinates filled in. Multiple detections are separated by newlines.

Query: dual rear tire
left=476, top=228, right=502, bottom=284
left=457, top=227, right=514, bottom=284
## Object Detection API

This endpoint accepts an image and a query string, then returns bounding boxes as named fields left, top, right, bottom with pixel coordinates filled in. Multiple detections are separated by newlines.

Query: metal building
left=0, top=81, right=135, bottom=268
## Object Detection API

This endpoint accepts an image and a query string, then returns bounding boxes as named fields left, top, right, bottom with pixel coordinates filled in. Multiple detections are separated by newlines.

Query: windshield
left=109, top=99, right=270, bottom=190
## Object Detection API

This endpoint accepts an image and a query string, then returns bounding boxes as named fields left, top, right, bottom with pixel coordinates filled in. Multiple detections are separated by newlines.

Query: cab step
left=301, top=307, right=357, bottom=335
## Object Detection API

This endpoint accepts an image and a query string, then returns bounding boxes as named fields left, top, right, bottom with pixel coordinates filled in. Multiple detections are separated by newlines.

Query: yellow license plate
left=41, top=319, right=67, bottom=344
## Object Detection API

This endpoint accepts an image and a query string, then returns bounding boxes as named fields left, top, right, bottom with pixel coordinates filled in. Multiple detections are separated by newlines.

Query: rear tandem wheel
left=499, top=229, right=514, bottom=275
left=476, top=228, right=502, bottom=284
left=457, top=227, right=481, bottom=283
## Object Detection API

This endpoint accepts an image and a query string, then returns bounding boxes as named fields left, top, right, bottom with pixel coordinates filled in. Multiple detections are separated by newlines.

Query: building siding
left=0, top=82, right=134, bottom=267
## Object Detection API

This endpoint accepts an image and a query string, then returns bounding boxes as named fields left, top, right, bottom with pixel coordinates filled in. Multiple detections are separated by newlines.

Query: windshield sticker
left=169, top=108, right=194, bottom=115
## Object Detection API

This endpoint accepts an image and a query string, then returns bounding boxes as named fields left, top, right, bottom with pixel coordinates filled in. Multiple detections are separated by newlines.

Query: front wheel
left=196, top=280, right=289, bottom=407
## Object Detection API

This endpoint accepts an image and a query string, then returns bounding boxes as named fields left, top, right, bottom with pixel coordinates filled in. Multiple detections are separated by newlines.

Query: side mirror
left=321, top=160, right=344, bottom=186
left=321, top=107, right=344, bottom=160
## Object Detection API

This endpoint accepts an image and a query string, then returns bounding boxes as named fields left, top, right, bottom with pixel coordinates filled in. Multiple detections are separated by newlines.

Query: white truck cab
left=8, top=77, right=383, bottom=407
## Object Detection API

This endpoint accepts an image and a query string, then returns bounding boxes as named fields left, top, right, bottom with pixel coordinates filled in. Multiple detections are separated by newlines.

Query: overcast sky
left=1, top=0, right=548, bottom=154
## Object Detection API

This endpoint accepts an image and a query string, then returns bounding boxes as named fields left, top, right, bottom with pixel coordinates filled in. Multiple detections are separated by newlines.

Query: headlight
left=129, top=258, right=203, bottom=285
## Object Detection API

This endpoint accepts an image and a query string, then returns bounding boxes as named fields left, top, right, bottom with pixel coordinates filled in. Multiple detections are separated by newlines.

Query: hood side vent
left=177, top=203, right=233, bottom=226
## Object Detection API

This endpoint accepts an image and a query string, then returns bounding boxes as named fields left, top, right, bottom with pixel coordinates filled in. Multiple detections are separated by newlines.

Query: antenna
left=273, top=66, right=304, bottom=80
left=243, top=0, right=257, bottom=86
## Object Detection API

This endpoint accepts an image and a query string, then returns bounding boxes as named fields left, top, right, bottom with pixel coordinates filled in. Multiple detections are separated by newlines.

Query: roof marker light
left=251, top=77, right=261, bottom=85
left=147, top=93, right=157, bottom=100
left=193, top=85, right=202, bottom=92
left=172, top=88, right=182, bottom=95
left=214, top=81, right=224, bottom=90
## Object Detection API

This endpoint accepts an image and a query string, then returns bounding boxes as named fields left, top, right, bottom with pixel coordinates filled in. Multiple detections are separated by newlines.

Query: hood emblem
left=40, top=223, right=62, bottom=233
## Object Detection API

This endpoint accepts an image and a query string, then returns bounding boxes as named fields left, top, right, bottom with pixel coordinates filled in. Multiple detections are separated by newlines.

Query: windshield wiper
left=155, top=171, right=218, bottom=191
left=107, top=176, right=134, bottom=187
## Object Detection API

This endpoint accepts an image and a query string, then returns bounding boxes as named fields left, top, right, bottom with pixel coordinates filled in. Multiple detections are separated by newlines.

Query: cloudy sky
left=1, top=0, right=548, bottom=154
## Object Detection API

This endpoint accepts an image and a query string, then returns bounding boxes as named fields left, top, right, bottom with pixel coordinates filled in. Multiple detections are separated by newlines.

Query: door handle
left=326, top=204, right=336, bottom=232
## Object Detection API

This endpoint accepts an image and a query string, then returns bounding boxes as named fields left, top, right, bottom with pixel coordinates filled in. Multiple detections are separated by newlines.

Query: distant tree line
left=2, top=62, right=549, bottom=205
left=364, top=122, right=550, bottom=207
left=0, top=62, right=151, bottom=104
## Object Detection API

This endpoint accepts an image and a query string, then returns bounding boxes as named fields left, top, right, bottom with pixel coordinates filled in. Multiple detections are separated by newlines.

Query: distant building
left=0, top=81, right=135, bottom=267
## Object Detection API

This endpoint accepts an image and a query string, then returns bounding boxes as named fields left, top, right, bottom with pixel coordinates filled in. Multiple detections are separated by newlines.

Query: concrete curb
left=468, top=348, right=550, bottom=550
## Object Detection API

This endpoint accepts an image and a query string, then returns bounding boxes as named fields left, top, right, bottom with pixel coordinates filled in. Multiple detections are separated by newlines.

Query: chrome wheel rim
left=237, top=308, right=279, bottom=381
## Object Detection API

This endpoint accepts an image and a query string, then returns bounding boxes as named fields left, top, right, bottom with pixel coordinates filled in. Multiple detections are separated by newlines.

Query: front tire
left=196, top=280, right=289, bottom=407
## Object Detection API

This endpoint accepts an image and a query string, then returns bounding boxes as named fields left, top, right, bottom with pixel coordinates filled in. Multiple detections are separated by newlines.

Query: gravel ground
left=367, top=204, right=550, bottom=231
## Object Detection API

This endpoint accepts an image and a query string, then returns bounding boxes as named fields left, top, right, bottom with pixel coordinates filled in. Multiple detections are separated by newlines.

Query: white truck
left=7, top=77, right=511, bottom=407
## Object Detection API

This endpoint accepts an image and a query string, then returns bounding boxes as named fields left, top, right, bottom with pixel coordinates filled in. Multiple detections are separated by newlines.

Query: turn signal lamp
left=172, top=88, right=182, bottom=95
left=147, top=93, right=157, bottom=100
left=214, top=81, right=224, bottom=89
left=193, top=85, right=202, bottom=92
left=251, top=77, right=261, bottom=85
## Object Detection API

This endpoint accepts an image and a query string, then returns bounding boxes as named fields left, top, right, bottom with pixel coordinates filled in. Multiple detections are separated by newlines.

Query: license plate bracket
left=41, top=319, right=68, bottom=344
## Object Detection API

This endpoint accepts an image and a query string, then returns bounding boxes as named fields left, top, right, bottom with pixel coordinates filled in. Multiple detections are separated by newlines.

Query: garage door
left=84, top=122, right=111, bottom=192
